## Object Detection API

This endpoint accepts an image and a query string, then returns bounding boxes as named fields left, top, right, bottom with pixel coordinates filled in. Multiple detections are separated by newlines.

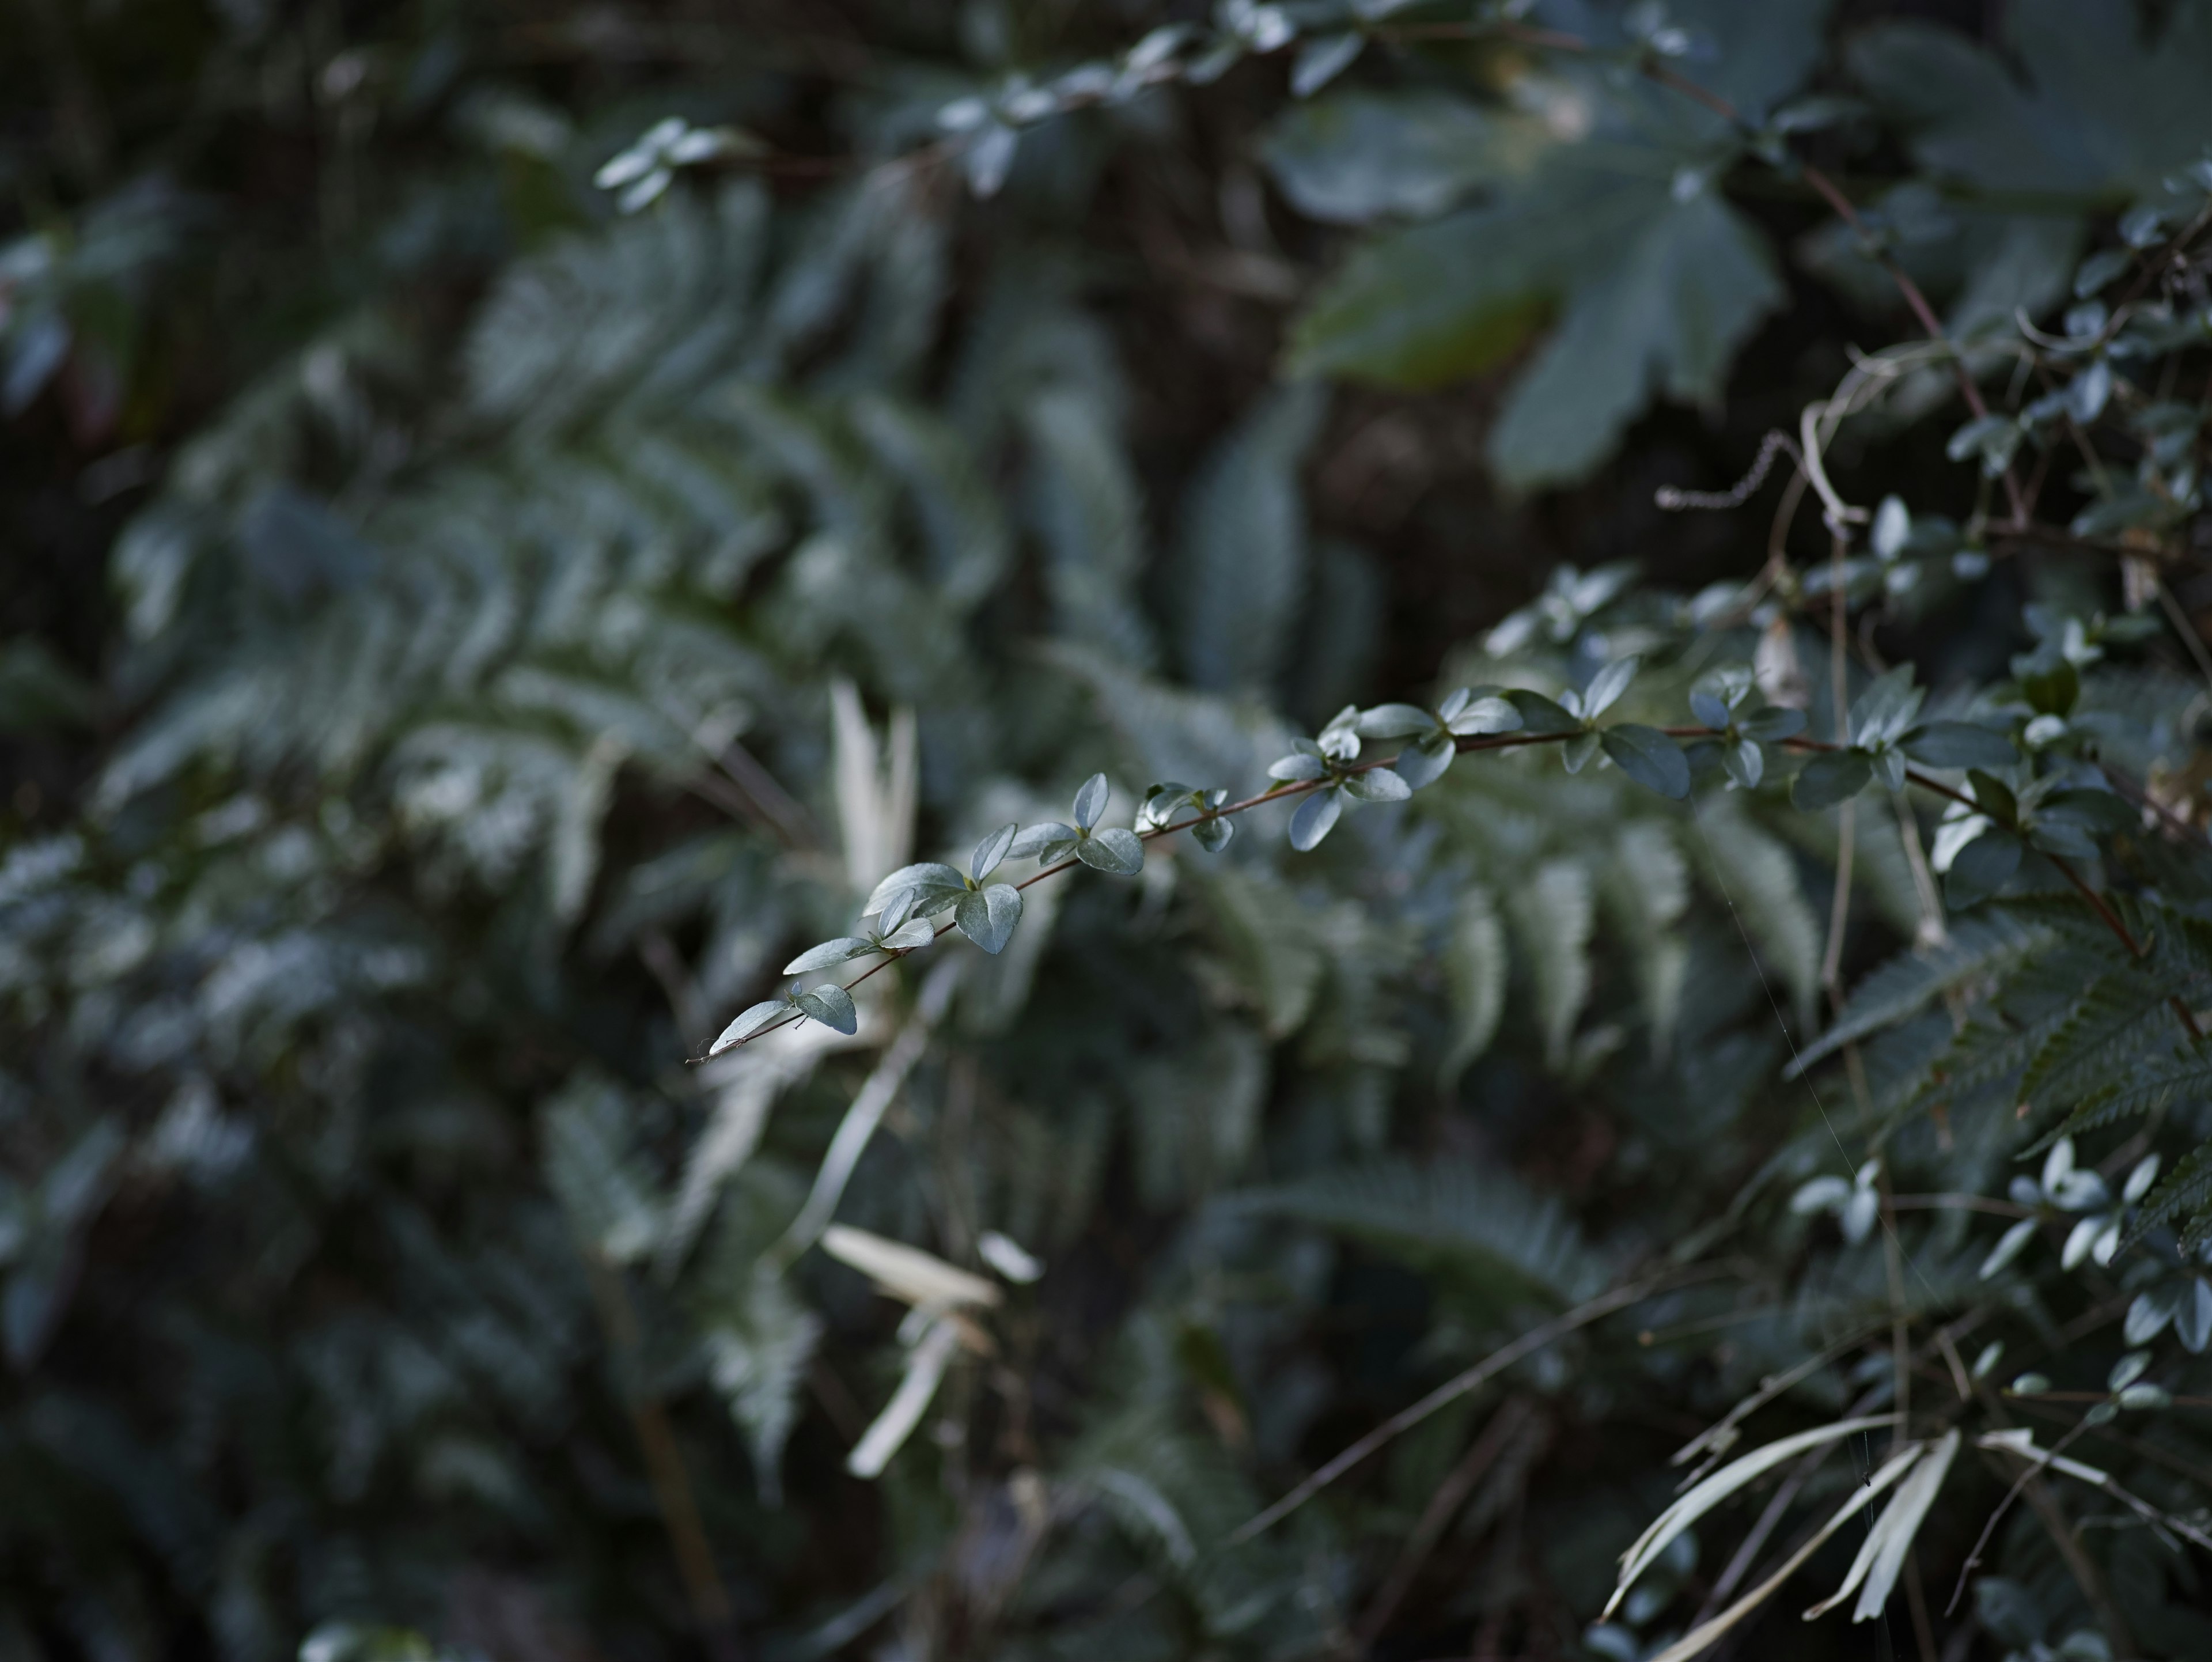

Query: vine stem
left=1225, top=1270, right=1718, bottom=1543
left=706, top=725, right=2189, bottom=1054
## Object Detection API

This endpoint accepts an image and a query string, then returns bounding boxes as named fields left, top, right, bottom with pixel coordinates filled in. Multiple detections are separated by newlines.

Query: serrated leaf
left=1696, top=798, right=1820, bottom=1025
left=784, top=937, right=874, bottom=974
left=1599, top=725, right=1689, bottom=799
left=1900, top=720, right=2018, bottom=769
left=1228, top=1155, right=1607, bottom=1304
left=1850, top=2, right=2212, bottom=208
left=1173, top=386, right=1326, bottom=696
left=1790, top=910, right=2048, bottom=1074
left=1791, top=749, right=1873, bottom=810
left=955, top=883, right=1022, bottom=955
left=702, top=1267, right=822, bottom=1505
left=1072, top=773, right=1109, bottom=830
left=1288, top=788, right=1343, bottom=851
left=2019, top=967, right=2177, bottom=1123
left=793, top=983, right=858, bottom=1035
left=542, top=1081, right=664, bottom=1265
left=1260, top=89, right=1529, bottom=225
left=971, top=823, right=1017, bottom=881
left=1601, top=820, right=1691, bottom=1051
left=1291, top=164, right=1787, bottom=490
left=709, top=1000, right=793, bottom=1056
left=1075, top=826, right=1144, bottom=874
left=1024, top=387, right=1160, bottom=669
left=1507, top=858, right=1593, bottom=1068
left=2132, top=1143, right=2212, bottom=1254
left=1440, top=885, right=1505, bottom=1089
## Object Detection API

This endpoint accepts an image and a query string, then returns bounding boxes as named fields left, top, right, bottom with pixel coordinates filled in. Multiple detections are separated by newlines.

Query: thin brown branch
left=1988, top=522, right=2199, bottom=566
left=1228, top=1271, right=1703, bottom=1544
left=587, top=1262, right=745, bottom=1662
left=707, top=724, right=2177, bottom=1058
left=1351, top=1395, right=1543, bottom=1652
left=2007, top=1388, right=2212, bottom=1408
left=1886, top=1194, right=2036, bottom=1219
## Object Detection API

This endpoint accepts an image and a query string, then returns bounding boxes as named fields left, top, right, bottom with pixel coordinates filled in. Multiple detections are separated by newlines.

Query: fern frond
left=2019, top=966, right=2180, bottom=1114
left=698, top=1265, right=821, bottom=1505
left=1225, top=1156, right=1609, bottom=1304
left=540, top=1078, right=664, bottom=1266
left=1172, top=385, right=1326, bottom=698
left=1024, top=387, right=1158, bottom=669
left=2134, top=1142, right=2212, bottom=1256
left=1507, top=857, right=1594, bottom=1069
left=1693, top=797, right=1820, bottom=1027
left=1130, top=1025, right=1269, bottom=1206
left=1440, top=884, right=1506, bottom=1088
left=1600, top=820, right=1690, bottom=1053
left=1789, top=908, right=2051, bottom=1077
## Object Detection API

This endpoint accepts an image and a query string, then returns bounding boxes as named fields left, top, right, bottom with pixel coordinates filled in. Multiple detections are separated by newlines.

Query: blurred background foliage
left=10, top=1, right=2212, bottom=1659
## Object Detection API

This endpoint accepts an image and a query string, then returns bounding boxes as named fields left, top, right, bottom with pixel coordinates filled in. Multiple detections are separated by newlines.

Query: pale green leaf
left=954, top=883, right=1022, bottom=955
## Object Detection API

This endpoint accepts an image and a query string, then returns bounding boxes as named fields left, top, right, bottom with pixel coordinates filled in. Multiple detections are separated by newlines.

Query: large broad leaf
left=1291, top=160, right=1784, bottom=490
left=1830, top=3, right=2212, bottom=347
left=1849, top=0, right=2212, bottom=198
left=1282, top=0, right=1825, bottom=489
left=1486, top=177, right=1783, bottom=490
left=1259, top=89, right=1542, bottom=225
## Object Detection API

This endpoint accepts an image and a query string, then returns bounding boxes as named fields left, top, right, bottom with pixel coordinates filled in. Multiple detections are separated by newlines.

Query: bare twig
left=587, top=1262, right=745, bottom=1662
left=1351, top=1395, right=1543, bottom=1650
left=1228, top=1273, right=1702, bottom=1544
left=710, top=726, right=2180, bottom=1058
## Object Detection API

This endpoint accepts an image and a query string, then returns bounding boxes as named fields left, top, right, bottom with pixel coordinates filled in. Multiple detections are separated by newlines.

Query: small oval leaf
left=1289, top=788, right=1343, bottom=851
left=971, top=823, right=1018, bottom=881
left=1072, top=773, right=1110, bottom=830
left=1075, top=827, right=1145, bottom=875
left=708, top=999, right=791, bottom=1056
left=793, top=983, right=858, bottom=1036
left=955, top=883, right=1023, bottom=954
left=784, top=937, right=874, bottom=975
left=1599, top=725, right=1690, bottom=799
